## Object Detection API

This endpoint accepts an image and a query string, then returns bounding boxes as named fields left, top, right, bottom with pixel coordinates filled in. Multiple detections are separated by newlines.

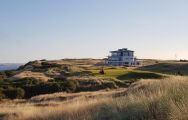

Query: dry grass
left=10, top=71, right=51, bottom=82
left=0, top=90, right=120, bottom=120
left=0, top=76, right=188, bottom=120
left=138, top=62, right=188, bottom=75
left=0, top=98, right=107, bottom=120
left=49, top=59, right=104, bottom=67
left=29, top=88, right=127, bottom=102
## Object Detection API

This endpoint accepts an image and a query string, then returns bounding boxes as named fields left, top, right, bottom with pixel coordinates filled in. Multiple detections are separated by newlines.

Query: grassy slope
left=0, top=76, right=187, bottom=120
left=138, top=62, right=188, bottom=75
left=90, top=67, right=165, bottom=81
left=0, top=59, right=168, bottom=100
left=1, top=60, right=188, bottom=120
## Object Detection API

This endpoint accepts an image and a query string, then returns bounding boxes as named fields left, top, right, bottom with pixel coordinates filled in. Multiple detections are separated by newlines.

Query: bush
left=3, top=87, right=25, bottom=99
left=48, top=78, right=79, bottom=92
left=62, top=65, right=70, bottom=72
left=1, top=76, right=80, bottom=99
left=63, top=80, right=79, bottom=92
left=23, top=79, right=79, bottom=98
left=41, top=62, right=61, bottom=68
left=16, top=77, right=42, bottom=86
left=0, top=72, right=6, bottom=81
left=23, top=83, right=61, bottom=98
left=4, top=70, right=14, bottom=77
left=53, top=77, right=66, bottom=82
left=102, top=81, right=117, bottom=89
left=0, top=88, right=5, bottom=99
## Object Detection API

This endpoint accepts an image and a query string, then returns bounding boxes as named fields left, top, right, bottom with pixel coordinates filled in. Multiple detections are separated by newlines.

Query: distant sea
left=0, top=63, right=23, bottom=71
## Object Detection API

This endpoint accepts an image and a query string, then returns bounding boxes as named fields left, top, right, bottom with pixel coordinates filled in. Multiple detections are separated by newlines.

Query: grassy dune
left=0, top=76, right=187, bottom=120
left=138, top=62, right=188, bottom=75
left=0, top=60, right=187, bottom=120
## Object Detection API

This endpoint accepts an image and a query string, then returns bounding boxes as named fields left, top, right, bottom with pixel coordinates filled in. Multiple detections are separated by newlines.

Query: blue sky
left=0, top=0, right=188, bottom=63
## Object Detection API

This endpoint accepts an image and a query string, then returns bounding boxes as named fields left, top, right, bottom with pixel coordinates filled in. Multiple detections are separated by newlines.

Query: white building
left=107, top=48, right=138, bottom=66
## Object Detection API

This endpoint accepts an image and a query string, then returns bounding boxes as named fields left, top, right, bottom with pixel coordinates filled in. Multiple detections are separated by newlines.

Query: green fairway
left=91, top=68, right=128, bottom=77
left=90, top=67, right=165, bottom=81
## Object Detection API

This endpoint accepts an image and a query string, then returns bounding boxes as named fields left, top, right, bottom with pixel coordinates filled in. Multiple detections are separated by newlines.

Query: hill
left=0, top=59, right=167, bottom=99
left=0, top=59, right=187, bottom=120
left=137, top=61, right=188, bottom=75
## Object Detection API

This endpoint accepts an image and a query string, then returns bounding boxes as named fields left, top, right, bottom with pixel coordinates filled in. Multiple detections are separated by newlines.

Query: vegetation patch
left=0, top=71, right=15, bottom=81
left=1, top=76, right=187, bottom=120
left=117, top=71, right=164, bottom=81
left=0, top=76, right=128, bottom=99
left=137, top=62, right=188, bottom=75
left=90, top=68, right=164, bottom=81
left=90, top=68, right=129, bottom=78
left=68, top=76, right=129, bottom=92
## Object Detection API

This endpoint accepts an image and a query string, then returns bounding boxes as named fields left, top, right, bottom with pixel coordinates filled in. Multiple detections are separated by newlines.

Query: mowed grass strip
left=91, top=68, right=128, bottom=78
left=90, top=68, right=165, bottom=81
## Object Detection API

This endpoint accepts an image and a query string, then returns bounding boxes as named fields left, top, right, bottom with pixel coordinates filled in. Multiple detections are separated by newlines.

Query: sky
left=0, top=0, right=188, bottom=63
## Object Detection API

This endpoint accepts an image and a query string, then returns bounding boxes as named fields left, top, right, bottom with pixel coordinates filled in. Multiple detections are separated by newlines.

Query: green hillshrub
left=23, top=82, right=61, bottom=98
left=4, top=70, right=15, bottom=77
left=0, top=70, right=14, bottom=80
left=0, top=71, right=6, bottom=81
left=2, top=87, right=25, bottom=99
left=0, top=88, right=5, bottom=99
left=41, top=62, right=61, bottom=68
left=14, top=77, right=42, bottom=87
left=63, top=79, right=79, bottom=92
left=23, top=79, right=79, bottom=98
left=102, top=81, right=117, bottom=89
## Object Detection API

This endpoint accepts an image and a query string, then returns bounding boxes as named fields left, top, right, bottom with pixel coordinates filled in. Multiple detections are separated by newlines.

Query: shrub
left=48, top=78, right=79, bottom=92
left=54, top=77, right=67, bottom=82
left=0, top=88, right=5, bottom=99
left=4, top=70, right=14, bottom=77
left=20, top=77, right=41, bottom=85
left=3, top=87, right=25, bottom=99
left=102, top=81, right=117, bottom=89
left=12, top=78, right=42, bottom=89
left=23, top=79, right=79, bottom=98
left=41, top=62, right=61, bottom=68
left=62, top=65, right=70, bottom=72
left=63, top=80, right=79, bottom=92
left=0, top=72, right=6, bottom=81
left=23, top=83, right=60, bottom=98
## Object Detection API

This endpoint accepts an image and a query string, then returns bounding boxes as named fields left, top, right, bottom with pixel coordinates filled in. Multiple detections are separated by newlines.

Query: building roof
left=110, top=48, right=134, bottom=53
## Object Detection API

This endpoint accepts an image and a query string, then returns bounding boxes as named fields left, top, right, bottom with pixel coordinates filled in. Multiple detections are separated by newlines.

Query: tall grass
left=1, top=76, right=188, bottom=120
left=101, top=77, right=188, bottom=120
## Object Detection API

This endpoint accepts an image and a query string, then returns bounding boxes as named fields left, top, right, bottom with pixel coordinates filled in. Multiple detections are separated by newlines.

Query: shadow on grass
left=117, top=71, right=164, bottom=81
